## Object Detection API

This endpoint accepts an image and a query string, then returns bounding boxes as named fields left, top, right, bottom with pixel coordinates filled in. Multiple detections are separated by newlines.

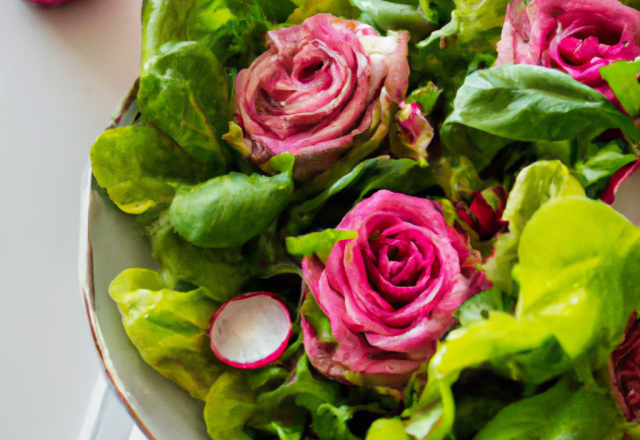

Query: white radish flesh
left=209, top=293, right=291, bottom=369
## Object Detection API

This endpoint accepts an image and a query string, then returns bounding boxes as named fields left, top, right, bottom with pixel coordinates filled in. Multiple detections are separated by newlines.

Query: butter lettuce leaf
left=110, top=268, right=226, bottom=401
left=485, top=161, right=585, bottom=294
left=404, top=196, right=640, bottom=439
left=90, top=126, right=202, bottom=214
left=139, top=41, right=231, bottom=173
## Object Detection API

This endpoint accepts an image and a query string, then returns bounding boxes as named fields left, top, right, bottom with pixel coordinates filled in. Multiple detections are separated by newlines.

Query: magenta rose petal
left=226, top=14, right=410, bottom=180
left=301, top=190, right=489, bottom=388
left=496, top=0, right=640, bottom=108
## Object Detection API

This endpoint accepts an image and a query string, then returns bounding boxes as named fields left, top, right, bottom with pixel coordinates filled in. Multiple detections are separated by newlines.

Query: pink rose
left=301, top=190, right=489, bottom=388
left=496, top=0, right=640, bottom=106
left=226, top=14, right=410, bottom=180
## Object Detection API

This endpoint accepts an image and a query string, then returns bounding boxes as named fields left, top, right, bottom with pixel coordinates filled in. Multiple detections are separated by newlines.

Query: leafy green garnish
left=110, top=268, right=226, bottom=401
left=91, top=126, right=200, bottom=214
left=286, top=229, right=356, bottom=263
left=139, top=41, right=231, bottom=172
left=404, top=196, right=640, bottom=439
left=442, top=64, right=640, bottom=171
left=169, top=153, right=294, bottom=249
left=600, top=58, right=640, bottom=116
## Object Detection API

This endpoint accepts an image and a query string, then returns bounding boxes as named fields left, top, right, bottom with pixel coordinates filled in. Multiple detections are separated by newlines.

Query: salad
left=89, top=0, right=640, bottom=439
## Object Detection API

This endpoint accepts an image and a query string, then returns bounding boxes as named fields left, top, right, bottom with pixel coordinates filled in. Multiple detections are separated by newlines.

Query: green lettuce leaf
left=366, top=418, right=411, bottom=440
left=204, top=355, right=345, bottom=440
left=110, top=268, right=226, bottom=401
left=138, top=41, right=231, bottom=172
left=474, top=375, right=625, bottom=440
left=143, top=211, right=251, bottom=302
left=286, top=229, right=356, bottom=263
left=90, top=126, right=201, bottom=214
left=169, top=153, right=294, bottom=249
left=409, top=0, right=503, bottom=113
left=301, top=288, right=336, bottom=344
left=485, top=161, right=585, bottom=294
left=142, top=0, right=268, bottom=68
left=600, top=58, right=640, bottom=117
left=260, top=0, right=297, bottom=23
left=287, top=0, right=361, bottom=24
left=404, top=196, right=640, bottom=439
left=350, top=0, right=436, bottom=42
left=441, top=64, right=640, bottom=171
left=575, top=139, right=638, bottom=196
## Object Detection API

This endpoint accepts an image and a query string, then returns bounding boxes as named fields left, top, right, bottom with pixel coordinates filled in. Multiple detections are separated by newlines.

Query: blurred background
left=0, top=0, right=142, bottom=438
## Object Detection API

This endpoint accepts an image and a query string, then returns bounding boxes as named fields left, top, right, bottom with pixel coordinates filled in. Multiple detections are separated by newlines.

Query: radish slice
left=209, top=292, right=291, bottom=369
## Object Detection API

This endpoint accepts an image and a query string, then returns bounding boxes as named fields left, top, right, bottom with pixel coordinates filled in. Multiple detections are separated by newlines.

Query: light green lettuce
left=485, top=161, right=585, bottom=294
left=90, top=126, right=202, bottom=214
left=400, top=196, right=640, bottom=439
left=110, top=268, right=226, bottom=401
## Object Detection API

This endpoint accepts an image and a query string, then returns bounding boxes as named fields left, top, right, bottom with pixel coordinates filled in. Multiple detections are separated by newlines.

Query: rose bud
left=391, top=101, right=434, bottom=162
left=455, top=186, right=508, bottom=241
left=610, top=313, right=640, bottom=422
left=301, top=190, right=490, bottom=388
left=224, top=14, right=410, bottom=180
left=495, top=0, right=640, bottom=108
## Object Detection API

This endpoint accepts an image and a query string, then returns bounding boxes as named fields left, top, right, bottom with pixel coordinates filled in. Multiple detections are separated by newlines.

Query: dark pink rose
left=610, top=313, right=640, bottom=422
left=455, top=186, right=508, bottom=241
left=496, top=0, right=640, bottom=106
left=301, top=190, right=490, bottom=388
left=225, top=14, right=410, bottom=180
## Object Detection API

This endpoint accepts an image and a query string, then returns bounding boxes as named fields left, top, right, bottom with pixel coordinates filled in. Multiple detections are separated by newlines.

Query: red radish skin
left=209, top=292, right=291, bottom=369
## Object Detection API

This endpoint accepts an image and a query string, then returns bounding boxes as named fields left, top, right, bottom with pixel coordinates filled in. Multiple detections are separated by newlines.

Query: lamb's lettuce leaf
left=441, top=65, right=640, bottom=171
left=169, top=153, right=294, bottom=249
left=139, top=41, right=231, bottom=173
left=90, top=126, right=201, bottom=214
left=403, top=196, right=640, bottom=439
left=109, top=268, right=226, bottom=401
left=485, top=161, right=585, bottom=294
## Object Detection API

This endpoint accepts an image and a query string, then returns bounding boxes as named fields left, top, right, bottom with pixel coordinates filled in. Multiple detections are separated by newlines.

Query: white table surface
left=0, top=0, right=142, bottom=438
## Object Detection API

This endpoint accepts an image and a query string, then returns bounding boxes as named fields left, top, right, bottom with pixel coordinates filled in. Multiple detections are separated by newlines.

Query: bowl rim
left=78, top=78, right=158, bottom=439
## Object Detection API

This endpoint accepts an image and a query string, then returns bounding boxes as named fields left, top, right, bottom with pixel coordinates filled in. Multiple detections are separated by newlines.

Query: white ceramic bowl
left=79, top=88, right=640, bottom=438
